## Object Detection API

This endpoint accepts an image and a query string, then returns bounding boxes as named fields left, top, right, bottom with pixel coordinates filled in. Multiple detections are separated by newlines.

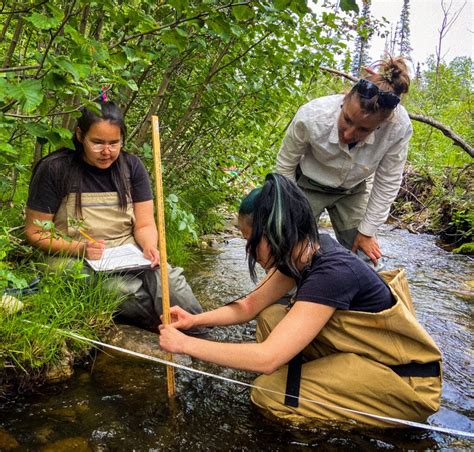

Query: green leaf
left=51, top=127, right=72, bottom=140
left=289, top=0, right=309, bottom=15
left=8, top=80, right=43, bottom=112
left=54, top=57, right=91, bottom=82
left=46, top=2, right=64, bottom=20
left=175, top=27, right=188, bottom=38
left=43, top=71, right=68, bottom=90
left=339, top=0, right=359, bottom=13
left=232, top=5, right=254, bottom=21
left=168, top=0, right=183, bottom=14
left=0, top=78, right=9, bottom=102
left=274, top=0, right=291, bottom=11
left=0, top=142, right=16, bottom=155
left=24, top=122, right=50, bottom=139
left=207, top=18, right=231, bottom=40
left=64, top=24, right=86, bottom=45
left=122, top=46, right=141, bottom=63
left=25, top=12, right=61, bottom=30
left=161, top=30, right=187, bottom=52
left=178, top=220, right=187, bottom=231
left=126, top=79, right=139, bottom=91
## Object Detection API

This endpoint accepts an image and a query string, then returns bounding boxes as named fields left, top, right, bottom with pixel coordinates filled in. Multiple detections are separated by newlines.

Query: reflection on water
left=0, top=227, right=472, bottom=450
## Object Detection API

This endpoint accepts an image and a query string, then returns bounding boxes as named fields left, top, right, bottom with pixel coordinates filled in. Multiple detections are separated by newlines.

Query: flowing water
left=0, top=227, right=473, bottom=450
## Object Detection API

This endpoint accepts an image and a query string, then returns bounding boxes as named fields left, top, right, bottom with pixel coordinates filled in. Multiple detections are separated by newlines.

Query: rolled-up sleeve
left=358, top=122, right=413, bottom=236
left=276, top=110, right=309, bottom=181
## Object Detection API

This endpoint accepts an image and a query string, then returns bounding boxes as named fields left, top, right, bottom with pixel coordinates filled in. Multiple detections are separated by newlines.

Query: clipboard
left=85, top=243, right=153, bottom=272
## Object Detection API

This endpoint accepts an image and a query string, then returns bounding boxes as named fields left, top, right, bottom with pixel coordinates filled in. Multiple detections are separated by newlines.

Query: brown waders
left=46, top=192, right=204, bottom=331
left=250, top=269, right=442, bottom=427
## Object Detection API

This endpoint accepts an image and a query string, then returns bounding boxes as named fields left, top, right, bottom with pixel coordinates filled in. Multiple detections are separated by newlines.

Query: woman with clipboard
left=25, top=100, right=206, bottom=333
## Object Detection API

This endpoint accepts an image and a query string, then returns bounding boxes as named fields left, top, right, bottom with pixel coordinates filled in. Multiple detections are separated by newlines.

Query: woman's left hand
left=159, top=324, right=189, bottom=354
left=352, top=233, right=382, bottom=266
left=143, top=246, right=160, bottom=268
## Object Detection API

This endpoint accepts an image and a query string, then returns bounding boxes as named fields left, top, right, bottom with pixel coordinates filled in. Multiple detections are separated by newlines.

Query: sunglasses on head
left=354, top=79, right=400, bottom=109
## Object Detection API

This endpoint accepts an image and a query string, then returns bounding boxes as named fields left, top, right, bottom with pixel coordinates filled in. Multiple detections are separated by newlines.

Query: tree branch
left=35, top=1, right=77, bottom=77
left=109, top=1, right=251, bottom=49
left=0, top=0, right=48, bottom=15
left=409, top=113, right=473, bottom=157
left=0, top=64, right=40, bottom=73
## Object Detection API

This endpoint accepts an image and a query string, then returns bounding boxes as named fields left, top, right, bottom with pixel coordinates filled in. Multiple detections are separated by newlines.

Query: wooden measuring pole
left=151, top=115, right=176, bottom=398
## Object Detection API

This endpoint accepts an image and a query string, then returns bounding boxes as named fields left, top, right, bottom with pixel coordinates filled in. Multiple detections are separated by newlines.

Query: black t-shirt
left=27, top=149, right=153, bottom=214
left=292, top=235, right=394, bottom=312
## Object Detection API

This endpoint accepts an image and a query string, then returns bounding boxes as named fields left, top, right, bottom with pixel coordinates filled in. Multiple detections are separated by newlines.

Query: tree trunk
left=2, top=16, right=23, bottom=68
left=62, top=4, right=89, bottom=130
left=132, top=57, right=182, bottom=146
left=163, top=41, right=232, bottom=155
left=0, top=12, right=13, bottom=42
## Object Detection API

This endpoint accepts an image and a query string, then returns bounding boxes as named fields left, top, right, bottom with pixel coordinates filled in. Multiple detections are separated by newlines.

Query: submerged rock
left=105, top=324, right=192, bottom=366
left=40, top=437, right=92, bottom=451
left=44, top=349, right=74, bottom=384
left=0, top=428, right=19, bottom=450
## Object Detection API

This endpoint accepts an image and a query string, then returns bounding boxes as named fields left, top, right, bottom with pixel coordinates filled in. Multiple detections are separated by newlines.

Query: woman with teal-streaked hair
left=159, top=173, right=442, bottom=427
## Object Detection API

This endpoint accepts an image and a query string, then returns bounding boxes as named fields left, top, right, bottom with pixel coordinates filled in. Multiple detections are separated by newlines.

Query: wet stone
left=44, top=350, right=74, bottom=384
left=40, top=437, right=92, bottom=452
left=0, top=427, right=19, bottom=450
left=35, top=425, right=55, bottom=444
left=50, top=406, right=77, bottom=421
left=105, top=324, right=192, bottom=366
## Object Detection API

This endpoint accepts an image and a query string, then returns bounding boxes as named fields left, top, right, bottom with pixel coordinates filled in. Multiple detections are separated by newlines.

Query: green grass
left=0, top=260, right=124, bottom=376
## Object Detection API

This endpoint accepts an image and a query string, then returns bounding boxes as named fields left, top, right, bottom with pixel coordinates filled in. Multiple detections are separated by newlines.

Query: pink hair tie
left=100, top=86, right=107, bottom=102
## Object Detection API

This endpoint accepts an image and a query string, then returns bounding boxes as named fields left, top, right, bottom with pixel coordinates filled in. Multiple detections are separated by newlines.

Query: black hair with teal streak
left=238, top=173, right=319, bottom=282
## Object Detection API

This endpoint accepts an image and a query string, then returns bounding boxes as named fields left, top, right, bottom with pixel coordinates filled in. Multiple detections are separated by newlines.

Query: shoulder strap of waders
left=284, top=351, right=303, bottom=407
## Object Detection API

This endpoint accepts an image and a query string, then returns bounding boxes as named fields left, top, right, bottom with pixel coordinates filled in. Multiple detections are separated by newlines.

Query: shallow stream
left=0, top=227, right=473, bottom=450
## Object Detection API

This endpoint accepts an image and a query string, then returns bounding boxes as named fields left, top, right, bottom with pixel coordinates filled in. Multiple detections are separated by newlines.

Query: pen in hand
left=78, top=229, right=105, bottom=259
left=79, top=229, right=97, bottom=243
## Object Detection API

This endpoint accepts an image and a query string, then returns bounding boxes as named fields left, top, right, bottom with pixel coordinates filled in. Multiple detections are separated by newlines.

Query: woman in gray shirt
left=276, top=56, right=412, bottom=267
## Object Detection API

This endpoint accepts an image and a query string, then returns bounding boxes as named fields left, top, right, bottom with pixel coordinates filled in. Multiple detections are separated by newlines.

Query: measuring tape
left=47, top=327, right=472, bottom=439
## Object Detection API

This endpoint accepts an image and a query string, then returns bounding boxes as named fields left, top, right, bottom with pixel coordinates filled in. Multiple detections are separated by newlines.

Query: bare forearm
left=27, top=231, right=84, bottom=257
left=183, top=336, right=273, bottom=374
left=134, top=224, right=158, bottom=250
left=191, top=301, right=256, bottom=328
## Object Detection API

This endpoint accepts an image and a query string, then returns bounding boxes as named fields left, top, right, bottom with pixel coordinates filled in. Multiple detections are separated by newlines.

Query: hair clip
left=379, top=68, right=394, bottom=83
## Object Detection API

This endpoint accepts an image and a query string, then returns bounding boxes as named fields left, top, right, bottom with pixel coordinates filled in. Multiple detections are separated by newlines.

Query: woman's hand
left=159, top=324, right=189, bottom=354
left=142, top=246, right=160, bottom=268
left=161, top=305, right=196, bottom=330
left=352, top=233, right=382, bottom=266
left=85, top=240, right=105, bottom=259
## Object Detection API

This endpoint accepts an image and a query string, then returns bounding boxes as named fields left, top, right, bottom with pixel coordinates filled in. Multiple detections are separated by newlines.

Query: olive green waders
left=45, top=192, right=204, bottom=331
left=296, top=169, right=377, bottom=266
left=250, top=269, right=442, bottom=427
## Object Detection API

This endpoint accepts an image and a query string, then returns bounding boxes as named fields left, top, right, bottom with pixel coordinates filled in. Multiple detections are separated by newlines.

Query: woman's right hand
left=85, top=240, right=105, bottom=259
left=161, top=305, right=195, bottom=330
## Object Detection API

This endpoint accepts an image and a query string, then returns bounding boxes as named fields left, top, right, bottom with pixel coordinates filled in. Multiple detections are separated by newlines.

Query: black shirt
left=27, top=149, right=153, bottom=214
left=293, top=235, right=394, bottom=312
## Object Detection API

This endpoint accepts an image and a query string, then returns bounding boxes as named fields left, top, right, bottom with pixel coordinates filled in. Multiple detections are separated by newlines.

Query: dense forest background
left=0, top=0, right=472, bottom=298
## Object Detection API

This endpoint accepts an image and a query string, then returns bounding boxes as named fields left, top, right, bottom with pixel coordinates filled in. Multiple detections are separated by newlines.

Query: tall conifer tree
left=351, top=0, right=372, bottom=76
left=398, top=0, right=412, bottom=57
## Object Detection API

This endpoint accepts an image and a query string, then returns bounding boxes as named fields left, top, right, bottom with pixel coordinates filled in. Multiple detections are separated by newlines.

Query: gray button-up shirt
left=276, top=94, right=413, bottom=236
